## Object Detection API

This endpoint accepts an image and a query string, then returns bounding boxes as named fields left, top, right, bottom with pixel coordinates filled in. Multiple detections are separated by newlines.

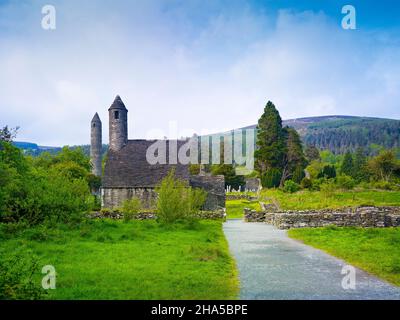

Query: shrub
left=91, top=195, right=101, bottom=211
left=370, top=180, right=399, bottom=191
left=320, top=180, right=336, bottom=197
left=306, top=160, right=325, bottom=180
left=282, top=180, right=301, bottom=193
left=317, top=165, right=337, bottom=179
left=189, top=164, right=200, bottom=175
left=300, top=177, right=312, bottom=189
left=336, top=175, right=356, bottom=190
left=0, top=249, right=44, bottom=300
left=121, top=197, right=142, bottom=221
left=155, top=170, right=207, bottom=224
left=212, top=164, right=245, bottom=190
left=0, top=221, right=28, bottom=240
left=187, top=188, right=207, bottom=218
left=367, top=150, right=399, bottom=182
left=0, top=142, right=93, bottom=225
left=310, top=177, right=328, bottom=191
left=261, top=168, right=282, bottom=188
left=100, top=208, right=112, bottom=215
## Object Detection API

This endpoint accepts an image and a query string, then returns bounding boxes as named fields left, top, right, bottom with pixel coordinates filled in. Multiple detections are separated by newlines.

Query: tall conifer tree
left=341, top=151, right=354, bottom=176
left=254, top=101, right=286, bottom=175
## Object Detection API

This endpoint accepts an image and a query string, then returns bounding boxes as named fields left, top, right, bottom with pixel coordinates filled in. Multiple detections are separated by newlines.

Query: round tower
left=90, top=113, right=102, bottom=177
left=108, top=95, right=128, bottom=151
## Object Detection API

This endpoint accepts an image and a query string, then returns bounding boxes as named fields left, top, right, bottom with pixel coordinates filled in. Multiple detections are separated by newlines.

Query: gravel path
left=223, top=219, right=400, bottom=300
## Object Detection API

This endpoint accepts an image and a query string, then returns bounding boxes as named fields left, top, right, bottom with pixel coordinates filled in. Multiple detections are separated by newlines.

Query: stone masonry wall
left=102, top=175, right=227, bottom=210
left=244, top=206, right=400, bottom=229
left=101, top=187, right=157, bottom=209
left=189, top=175, right=225, bottom=210
left=89, top=208, right=226, bottom=220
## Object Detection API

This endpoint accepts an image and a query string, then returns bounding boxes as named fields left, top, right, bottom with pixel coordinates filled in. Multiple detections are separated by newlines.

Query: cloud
left=0, top=1, right=399, bottom=145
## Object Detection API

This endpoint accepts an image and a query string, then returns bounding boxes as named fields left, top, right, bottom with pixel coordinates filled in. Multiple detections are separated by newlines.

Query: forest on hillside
left=300, top=117, right=400, bottom=154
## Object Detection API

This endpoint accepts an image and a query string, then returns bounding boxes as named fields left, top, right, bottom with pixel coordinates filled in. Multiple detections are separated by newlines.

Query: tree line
left=0, top=126, right=101, bottom=225
left=254, top=102, right=400, bottom=192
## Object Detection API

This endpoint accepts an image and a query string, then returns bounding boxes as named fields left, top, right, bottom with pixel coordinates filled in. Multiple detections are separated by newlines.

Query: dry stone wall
left=89, top=208, right=226, bottom=221
left=244, top=206, right=400, bottom=229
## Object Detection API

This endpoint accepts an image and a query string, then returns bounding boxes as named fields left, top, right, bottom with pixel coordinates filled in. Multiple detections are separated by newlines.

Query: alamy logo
left=341, top=5, right=356, bottom=30
left=41, top=5, right=56, bottom=30
left=341, top=265, right=356, bottom=290
left=42, top=265, right=56, bottom=289
left=145, top=129, right=255, bottom=172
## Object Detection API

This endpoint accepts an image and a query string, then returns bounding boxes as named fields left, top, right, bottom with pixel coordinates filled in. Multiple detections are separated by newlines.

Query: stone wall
left=244, top=206, right=400, bottom=229
left=101, top=187, right=157, bottom=209
left=189, top=175, right=225, bottom=210
left=226, top=193, right=258, bottom=201
left=244, top=177, right=261, bottom=192
left=102, top=176, right=226, bottom=211
left=89, top=208, right=226, bottom=220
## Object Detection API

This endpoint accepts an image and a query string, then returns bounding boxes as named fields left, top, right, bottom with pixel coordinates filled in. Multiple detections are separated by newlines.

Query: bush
left=300, top=177, right=312, bottom=189
left=187, top=188, right=207, bottom=217
left=100, top=208, right=112, bottom=215
left=320, top=180, right=336, bottom=197
left=121, top=197, right=142, bottom=221
left=261, top=168, right=282, bottom=188
left=212, top=164, right=245, bottom=190
left=155, top=170, right=207, bottom=224
left=310, top=177, right=328, bottom=191
left=317, top=165, right=337, bottom=179
left=306, top=160, right=325, bottom=180
left=0, top=249, right=44, bottom=300
left=336, top=175, right=356, bottom=190
left=370, top=180, right=399, bottom=191
left=0, top=142, right=93, bottom=225
left=282, top=180, right=301, bottom=193
left=189, top=164, right=200, bottom=175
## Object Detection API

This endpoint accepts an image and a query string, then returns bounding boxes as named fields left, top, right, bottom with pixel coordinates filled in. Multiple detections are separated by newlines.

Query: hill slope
left=242, top=115, right=400, bottom=154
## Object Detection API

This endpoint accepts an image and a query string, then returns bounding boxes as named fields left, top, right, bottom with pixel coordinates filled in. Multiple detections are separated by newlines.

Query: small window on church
left=114, top=111, right=119, bottom=119
left=92, top=123, right=96, bottom=128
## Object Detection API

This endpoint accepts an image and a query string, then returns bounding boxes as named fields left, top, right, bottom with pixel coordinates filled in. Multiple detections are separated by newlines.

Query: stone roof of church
left=102, top=139, right=190, bottom=188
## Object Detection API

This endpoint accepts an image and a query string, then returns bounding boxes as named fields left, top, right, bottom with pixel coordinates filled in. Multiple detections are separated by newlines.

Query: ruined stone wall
left=244, top=206, right=400, bottom=229
left=244, top=178, right=261, bottom=192
left=89, top=208, right=226, bottom=220
left=226, top=193, right=258, bottom=201
left=189, top=175, right=225, bottom=210
left=102, top=187, right=157, bottom=209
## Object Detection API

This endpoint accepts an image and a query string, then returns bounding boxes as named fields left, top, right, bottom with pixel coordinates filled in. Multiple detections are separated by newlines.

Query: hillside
left=241, top=115, right=400, bottom=154
left=12, top=141, right=62, bottom=156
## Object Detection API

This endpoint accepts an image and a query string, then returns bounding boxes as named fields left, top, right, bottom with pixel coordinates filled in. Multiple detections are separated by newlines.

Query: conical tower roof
left=108, top=95, right=127, bottom=111
left=91, top=112, right=101, bottom=123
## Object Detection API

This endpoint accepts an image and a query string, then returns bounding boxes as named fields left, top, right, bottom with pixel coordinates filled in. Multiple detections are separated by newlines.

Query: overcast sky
left=1, top=0, right=399, bottom=146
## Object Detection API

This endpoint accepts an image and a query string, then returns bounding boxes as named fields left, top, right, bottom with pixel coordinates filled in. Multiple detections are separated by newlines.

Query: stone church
left=90, top=96, right=225, bottom=210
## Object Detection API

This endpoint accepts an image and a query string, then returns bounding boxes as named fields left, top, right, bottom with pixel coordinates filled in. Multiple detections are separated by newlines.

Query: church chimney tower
left=108, top=95, right=128, bottom=151
left=90, top=113, right=102, bottom=177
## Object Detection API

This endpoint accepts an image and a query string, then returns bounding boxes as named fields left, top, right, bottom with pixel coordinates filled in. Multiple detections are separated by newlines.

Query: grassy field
left=288, top=226, right=400, bottom=286
left=261, top=189, right=400, bottom=210
left=0, top=219, right=239, bottom=299
left=225, top=199, right=261, bottom=219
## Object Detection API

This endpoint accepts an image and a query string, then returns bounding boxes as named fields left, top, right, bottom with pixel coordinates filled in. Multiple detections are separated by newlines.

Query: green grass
left=226, top=199, right=261, bottom=219
left=261, top=189, right=400, bottom=211
left=0, top=219, right=239, bottom=299
left=288, top=226, right=400, bottom=286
